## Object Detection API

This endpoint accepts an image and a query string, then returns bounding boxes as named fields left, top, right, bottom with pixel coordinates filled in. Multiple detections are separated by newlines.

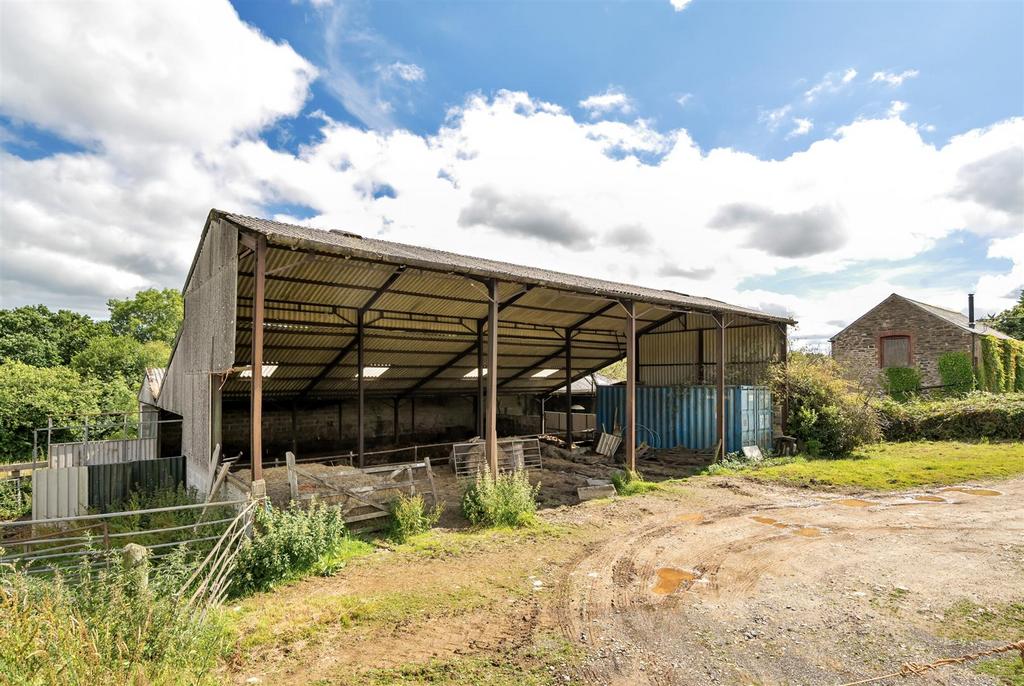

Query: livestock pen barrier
left=0, top=497, right=252, bottom=578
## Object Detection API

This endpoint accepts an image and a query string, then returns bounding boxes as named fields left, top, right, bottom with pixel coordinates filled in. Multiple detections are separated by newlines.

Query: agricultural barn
left=148, top=210, right=794, bottom=495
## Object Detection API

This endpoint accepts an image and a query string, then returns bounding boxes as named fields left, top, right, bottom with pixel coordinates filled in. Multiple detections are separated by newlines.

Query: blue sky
left=1, top=0, right=1022, bottom=345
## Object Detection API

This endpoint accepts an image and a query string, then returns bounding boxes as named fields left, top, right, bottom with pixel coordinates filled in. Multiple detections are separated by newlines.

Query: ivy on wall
left=883, top=366, right=922, bottom=400
left=937, top=351, right=975, bottom=396
left=977, top=335, right=1024, bottom=393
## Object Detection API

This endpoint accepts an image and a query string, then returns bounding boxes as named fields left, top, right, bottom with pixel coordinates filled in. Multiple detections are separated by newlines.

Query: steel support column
left=393, top=397, right=400, bottom=444
left=624, top=301, right=637, bottom=472
left=564, top=329, right=573, bottom=447
left=250, top=234, right=266, bottom=484
left=715, top=314, right=727, bottom=461
left=357, top=311, right=365, bottom=467
left=476, top=321, right=484, bottom=436
left=486, top=279, right=499, bottom=478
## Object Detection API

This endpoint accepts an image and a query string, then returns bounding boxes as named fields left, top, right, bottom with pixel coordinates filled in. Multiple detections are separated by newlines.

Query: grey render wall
left=831, top=295, right=973, bottom=391
left=156, top=218, right=238, bottom=493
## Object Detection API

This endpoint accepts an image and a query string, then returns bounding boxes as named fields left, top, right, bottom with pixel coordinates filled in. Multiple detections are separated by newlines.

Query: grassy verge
left=938, top=599, right=1024, bottom=685
left=709, top=441, right=1024, bottom=491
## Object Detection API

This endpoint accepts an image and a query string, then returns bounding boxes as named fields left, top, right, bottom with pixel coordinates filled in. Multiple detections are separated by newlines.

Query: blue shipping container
left=595, top=385, right=773, bottom=454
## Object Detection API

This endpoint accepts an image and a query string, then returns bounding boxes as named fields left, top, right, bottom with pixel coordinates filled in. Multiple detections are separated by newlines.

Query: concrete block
left=578, top=484, right=617, bottom=501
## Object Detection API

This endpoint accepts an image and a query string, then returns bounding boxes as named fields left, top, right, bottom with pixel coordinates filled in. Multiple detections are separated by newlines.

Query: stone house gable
left=830, top=294, right=974, bottom=391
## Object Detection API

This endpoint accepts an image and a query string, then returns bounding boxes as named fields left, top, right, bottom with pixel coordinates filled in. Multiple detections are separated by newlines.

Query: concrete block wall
left=831, top=295, right=973, bottom=391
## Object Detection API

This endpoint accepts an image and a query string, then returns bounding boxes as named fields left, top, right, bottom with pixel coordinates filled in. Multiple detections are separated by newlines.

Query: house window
left=880, top=335, right=911, bottom=368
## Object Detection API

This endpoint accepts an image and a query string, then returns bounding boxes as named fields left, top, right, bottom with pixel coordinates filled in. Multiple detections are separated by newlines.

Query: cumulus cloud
left=579, top=88, right=634, bottom=118
left=605, top=224, right=654, bottom=251
left=457, top=187, right=593, bottom=248
left=379, top=61, right=426, bottom=82
left=670, top=0, right=694, bottom=11
left=871, top=69, right=919, bottom=86
left=710, top=203, right=847, bottom=257
left=658, top=264, right=714, bottom=280
left=786, top=118, right=814, bottom=138
left=888, top=100, right=909, bottom=117
left=760, top=105, right=792, bottom=132
left=1, top=1, right=1022, bottom=348
left=803, top=68, right=857, bottom=102
left=952, top=148, right=1024, bottom=217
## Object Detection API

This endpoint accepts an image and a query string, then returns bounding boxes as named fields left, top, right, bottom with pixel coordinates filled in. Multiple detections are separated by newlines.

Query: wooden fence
left=285, top=452, right=437, bottom=529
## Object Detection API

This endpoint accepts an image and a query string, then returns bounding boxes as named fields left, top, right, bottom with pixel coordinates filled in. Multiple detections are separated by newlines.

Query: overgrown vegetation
left=461, top=467, right=540, bottom=528
left=0, top=476, right=30, bottom=521
left=610, top=469, right=661, bottom=496
left=882, top=366, right=921, bottom=400
left=983, top=290, right=1024, bottom=340
left=389, top=493, right=443, bottom=543
left=231, top=501, right=352, bottom=596
left=937, top=351, right=976, bottom=396
left=978, top=335, right=1024, bottom=393
left=0, top=289, right=183, bottom=462
left=708, top=440, right=1024, bottom=491
left=0, top=553, right=229, bottom=685
left=771, top=352, right=881, bottom=457
left=876, top=392, right=1024, bottom=441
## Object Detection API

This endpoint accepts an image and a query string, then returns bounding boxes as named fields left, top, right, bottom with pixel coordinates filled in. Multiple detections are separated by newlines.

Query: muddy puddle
left=835, top=498, right=876, bottom=508
left=652, top=567, right=698, bottom=595
left=913, top=495, right=946, bottom=503
left=751, top=515, right=825, bottom=538
left=941, top=487, right=1001, bottom=497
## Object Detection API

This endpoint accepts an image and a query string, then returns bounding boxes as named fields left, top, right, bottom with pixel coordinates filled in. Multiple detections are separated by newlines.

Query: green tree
left=984, top=291, right=1024, bottom=339
left=0, top=305, right=104, bottom=366
left=108, top=288, right=183, bottom=345
left=0, top=362, right=108, bottom=460
left=71, top=336, right=170, bottom=385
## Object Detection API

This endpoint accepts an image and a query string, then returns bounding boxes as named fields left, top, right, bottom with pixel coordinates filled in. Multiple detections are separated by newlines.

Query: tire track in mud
left=554, top=502, right=820, bottom=685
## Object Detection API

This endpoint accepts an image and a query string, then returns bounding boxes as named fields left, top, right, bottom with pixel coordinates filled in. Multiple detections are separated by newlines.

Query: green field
left=715, top=441, right=1024, bottom=491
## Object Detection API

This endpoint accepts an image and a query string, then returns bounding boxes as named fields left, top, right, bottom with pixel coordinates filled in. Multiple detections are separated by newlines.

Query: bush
left=610, top=469, right=661, bottom=496
left=771, top=352, right=881, bottom=457
left=231, top=501, right=349, bottom=596
left=937, top=352, right=975, bottom=396
left=875, top=392, right=1024, bottom=441
left=882, top=366, right=921, bottom=400
left=461, top=467, right=539, bottom=528
left=0, top=553, right=228, bottom=685
left=389, top=494, right=443, bottom=543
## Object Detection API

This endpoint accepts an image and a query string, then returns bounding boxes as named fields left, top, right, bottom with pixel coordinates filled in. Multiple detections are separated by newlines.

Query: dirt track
left=229, top=476, right=1024, bottom=685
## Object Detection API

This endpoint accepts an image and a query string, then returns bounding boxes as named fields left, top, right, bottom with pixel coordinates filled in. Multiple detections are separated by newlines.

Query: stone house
left=830, top=293, right=1012, bottom=391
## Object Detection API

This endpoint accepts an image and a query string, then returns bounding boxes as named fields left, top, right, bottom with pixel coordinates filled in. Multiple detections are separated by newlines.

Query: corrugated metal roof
left=903, top=297, right=1014, bottom=340
left=219, top=211, right=795, bottom=325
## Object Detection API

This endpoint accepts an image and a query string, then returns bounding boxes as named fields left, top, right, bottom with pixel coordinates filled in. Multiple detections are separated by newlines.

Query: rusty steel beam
left=486, top=279, right=499, bottom=477
left=624, top=300, right=637, bottom=472
left=399, top=286, right=532, bottom=397
left=251, top=234, right=267, bottom=484
left=715, top=313, right=727, bottom=461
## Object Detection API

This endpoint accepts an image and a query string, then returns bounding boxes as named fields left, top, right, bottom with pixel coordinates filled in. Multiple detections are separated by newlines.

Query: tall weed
left=461, top=467, right=539, bottom=528
left=389, top=493, right=443, bottom=543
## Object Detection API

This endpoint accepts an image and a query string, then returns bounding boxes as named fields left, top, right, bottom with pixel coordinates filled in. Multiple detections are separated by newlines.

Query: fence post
left=47, top=417, right=53, bottom=467
left=123, top=413, right=129, bottom=462
left=83, top=416, right=90, bottom=467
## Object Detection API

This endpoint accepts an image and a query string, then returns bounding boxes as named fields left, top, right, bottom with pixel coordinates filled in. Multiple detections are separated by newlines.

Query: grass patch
left=391, top=522, right=570, bottom=561
left=344, top=633, right=581, bottom=685
left=938, top=599, right=1024, bottom=685
left=611, top=469, right=662, bottom=496
left=709, top=441, right=1024, bottom=491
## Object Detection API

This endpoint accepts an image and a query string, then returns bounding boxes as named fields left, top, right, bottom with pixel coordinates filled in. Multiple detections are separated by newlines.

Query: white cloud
left=786, top=118, right=814, bottom=138
left=578, top=88, right=634, bottom=118
left=1, top=2, right=1021, bottom=346
left=759, top=104, right=792, bottom=131
left=379, top=61, right=426, bottom=82
left=871, top=69, right=920, bottom=87
left=888, top=100, right=909, bottom=117
left=670, top=0, right=694, bottom=10
left=676, top=93, right=694, bottom=108
left=804, top=67, right=858, bottom=102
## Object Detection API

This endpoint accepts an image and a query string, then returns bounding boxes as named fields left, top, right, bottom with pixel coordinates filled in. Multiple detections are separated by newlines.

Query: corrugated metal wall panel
left=596, top=385, right=773, bottom=453
left=32, top=467, right=89, bottom=519
left=639, top=324, right=782, bottom=387
left=87, top=456, right=186, bottom=511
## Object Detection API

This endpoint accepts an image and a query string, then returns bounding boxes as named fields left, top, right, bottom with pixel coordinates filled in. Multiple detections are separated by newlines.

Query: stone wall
left=831, top=295, right=974, bottom=392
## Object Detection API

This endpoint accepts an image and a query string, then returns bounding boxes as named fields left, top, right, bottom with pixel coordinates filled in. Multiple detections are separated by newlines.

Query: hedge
left=883, top=366, right=921, bottom=400
left=875, top=392, right=1024, bottom=441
